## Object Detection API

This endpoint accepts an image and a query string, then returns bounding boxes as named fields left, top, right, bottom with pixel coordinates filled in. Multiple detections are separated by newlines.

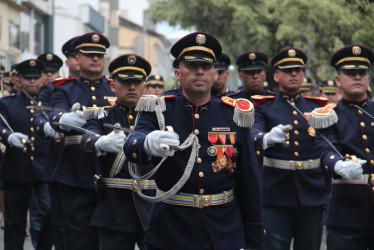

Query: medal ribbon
left=208, top=133, right=218, bottom=144
left=218, top=134, right=227, bottom=144
left=225, top=146, right=234, bottom=158
left=229, top=134, right=236, bottom=144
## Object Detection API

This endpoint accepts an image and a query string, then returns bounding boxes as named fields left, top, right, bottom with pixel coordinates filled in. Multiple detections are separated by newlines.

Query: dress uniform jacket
left=317, top=98, right=374, bottom=229
left=80, top=104, right=154, bottom=233
left=124, top=94, right=264, bottom=250
left=252, top=92, right=329, bottom=207
left=0, top=92, right=48, bottom=182
left=34, top=81, right=64, bottom=182
left=49, top=76, right=115, bottom=189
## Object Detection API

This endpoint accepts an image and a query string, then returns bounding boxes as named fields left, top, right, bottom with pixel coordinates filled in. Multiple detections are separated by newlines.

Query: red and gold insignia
left=352, top=46, right=361, bottom=56
left=46, top=54, right=53, bottom=61
left=249, top=53, right=256, bottom=60
left=251, top=95, right=275, bottom=105
left=29, top=60, right=36, bottom=67
left=104, top=96, right=117, bottom=106
left=288, top=49, right=296, bottom=57
left=196, top=34, right=206, bottom=45
left=128, top=55, right=136, bottom=64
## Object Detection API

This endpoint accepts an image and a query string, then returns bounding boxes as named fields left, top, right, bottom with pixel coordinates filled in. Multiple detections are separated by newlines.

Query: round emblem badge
left=46, top=53, right=53, bottom=61
left=327, top=80, right=334, bottom=86
left=155, top=74, right=160, bottom=80
left=249, top=53, right=256, bottom=60
left=288, top=49, right=296, bottom=57
left=127, top=55, right=136, bottom=64
left=92, top=34, right=100, bottom=43
left=196, top=34, right=206, bottom=45
left=352, top=46, right=361, bottom=56
left=207, top=146, right=217, bottom=156
left=29, top=60, right=36, bottom=67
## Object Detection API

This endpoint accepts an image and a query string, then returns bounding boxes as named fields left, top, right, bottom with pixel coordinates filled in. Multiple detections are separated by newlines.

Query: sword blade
left=22, top=89, right=49, bottom=120
left=27, top=105, right=67, bottom=113
left=103, top=123, right=145, bottom=136
left=51, top=122, right=98, bottom=135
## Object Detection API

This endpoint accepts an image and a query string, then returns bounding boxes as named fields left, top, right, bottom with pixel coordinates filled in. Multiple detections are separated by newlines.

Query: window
left=9, top=22, right=20, bottom=48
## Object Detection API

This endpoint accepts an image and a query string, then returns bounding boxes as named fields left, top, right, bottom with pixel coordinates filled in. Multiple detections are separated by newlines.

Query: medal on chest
left=208, top=131, right=237, bottom=173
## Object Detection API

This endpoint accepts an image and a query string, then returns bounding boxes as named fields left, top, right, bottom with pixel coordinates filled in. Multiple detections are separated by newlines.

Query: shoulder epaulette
left=324, top=103, right=337, bottom=109
left=251, top=95, right=275, bottom=105
left=164, top=95, right=176, bottom=99
left=107, top=78, right=113, bottom=82
left=135, top=95, right=166, bottom=112
left=52, top=77, right=76, bottom=88
left=304, top=96, right=328, bottom=106
left=221, top=96, right=254, bottom=128
left=1, top=93, right=16, bottom=99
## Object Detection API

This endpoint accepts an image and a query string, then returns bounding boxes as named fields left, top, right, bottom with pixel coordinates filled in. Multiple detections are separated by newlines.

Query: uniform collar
left=118, top=103, right=134, bottom=113
left=80, top=76, right=103, bottom=85
left=180, top=94, right=210, bottom=112
left=342, top=98, right=369, bottom=107
left=280, top=91, right=301, bottom=101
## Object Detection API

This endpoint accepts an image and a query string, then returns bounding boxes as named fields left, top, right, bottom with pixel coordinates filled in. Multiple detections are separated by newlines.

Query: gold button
left=294, top=141, right=299, bottom=146
left=371, top=160, right=374, bottom=165
left=291, top=102, right=295, bottom=106
left=132, top=153, right=137, bottom=159
left=198, top=144, right=201, bottom=148
left=259, top=132, right=263, bottom=135
left=30, top=156, right=34, bottom=161
left=91, top=86, right=95, bottom=91
left=372, top=187, right=374, bottom=192
left=199, top=172, right=204, bottom=178
left=130, top=125, right=134, bottom=129
left=30, top=109, right=34, bottom=114
left=361, top=122, right=365, bottom=127
left=58, top=112, right=63, bottom=115
left=93, top=104, right=97, bottom=108
left=197, top=158, right=202, bottom=163
left=254, top=137, right=257, bottom=141
left=31, top=147, right=35, bottom=151
left=194, top=129, right=199, bottom=135
left=293, top=111, right=297, bottom=115
left=256, top=150, right=261, bottom=155
left=366, top=148, right=370, bottom=153
left=363, top=135, right=368, bottom=140
left=359, top=110, right=363, bottom=114
left=31, top=137, right=35, bottom=141
left=95, top=134, right=100, bottom=137
left=30, top=100, right=34, bottom=104
left=194, top=114, right=200, bottom=119
left=294, top=152, right=299, bottom=157
left=30, top=127, right=34, bottom=132
left=37, top=127, right=40, bottom=131
left=132, top=139, right=137, bottom=145
left=129, top=115, right=134, bottom=120
left=92, top=96, right=96, bottom=100
left=294, top=120, right=299, bottom=125
left=330, top=155, right=335, bottom=160
left=30, top=118, right=34, bottom=122
left=199, top=189, right=204, bottom=194
left=324, top=165, right=328, bottom=169
left=294, top=130, right=299, bottom=135
left=52, top=116, right=56, bottom=121
left=2, top=129, right=6, bottom=134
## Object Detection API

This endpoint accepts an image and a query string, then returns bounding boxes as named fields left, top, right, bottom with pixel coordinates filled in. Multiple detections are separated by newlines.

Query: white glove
left=8, top=132, right=29, bottom=148
left=334, top=159, right=366, bottom=180
left=59, top=103, right=86, bottom=130
left=263, top=124, right=292, bottom=149
left=144, top=130, right=180, bottom=157
left=43, top=122, right=56, bottom=137
left=95, top=130, right=127, bottom=153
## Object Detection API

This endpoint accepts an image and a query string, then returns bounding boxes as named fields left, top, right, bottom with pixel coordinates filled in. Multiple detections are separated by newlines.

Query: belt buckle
left=198, top=195, right=212, bottom=208
left=296, top=161, right=304, bottom=170
left=290, top=161, right=296, bottom=170
left=132, top=180, right=138, bottom=192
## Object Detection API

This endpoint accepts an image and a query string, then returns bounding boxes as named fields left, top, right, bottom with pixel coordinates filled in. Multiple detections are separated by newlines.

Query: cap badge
left=128, top=55, right=136, bottom=65
left=303, top=77, right=307, bottom=83
left=249, top=53, right=256, bottom=60
left=288, top=49, right=296, bottom=57
left=30, top=60, right=36, bottom=67
left=92, top=34, right=100, bottom=43
left=352, top=46, right=361, bottom=56
left=328, top=80, right=334, bottom=86
left=196, top=34, right=206, bottom=45
left=155, top=74, right=160, bottom=80
left=46, top=54, right=53, bottom=61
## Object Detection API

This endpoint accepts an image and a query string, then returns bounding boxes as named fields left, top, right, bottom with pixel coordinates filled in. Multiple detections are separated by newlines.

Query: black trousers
left=49, top=183, right=64, bottom=250
left=4, top=181, right=52, bottom=250
left=100, top=228, right=147, bottom=250
left=60, top=184, right=99, bottom=250
left=327, top=225, right=374, bottom=250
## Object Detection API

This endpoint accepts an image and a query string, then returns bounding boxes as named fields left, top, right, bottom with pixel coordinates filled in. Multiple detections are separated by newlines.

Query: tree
left=149, top=0, right=374, bottom=82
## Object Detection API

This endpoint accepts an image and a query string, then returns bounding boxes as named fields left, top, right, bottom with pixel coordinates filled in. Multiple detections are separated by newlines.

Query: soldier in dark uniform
left=316, top=44, right=374, bottom=250
left=211, top=53, right=233, bottom=98
left=49, top=32, right=115, bottom=250
left=251, top=48, right=329, bottom=250
left=0, top=59, right=51, bottom=250
left=81, top=54, right=155, bottom=250
left=231, top=50, right=275, bottom=99
left=61, top=36, right=80, bottom=78
left=37, top=53, right=63, bottom=85
left=124, top=32, right=264, bottom=250
left=301, top=77, right=315, bottom=97
left=146, top=74, right=165, bottom=96
left=318, top=79, right=341, bottom=104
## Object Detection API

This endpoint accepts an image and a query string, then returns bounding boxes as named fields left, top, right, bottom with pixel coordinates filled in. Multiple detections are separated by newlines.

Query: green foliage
left=149, top=0, right=374, bottom=82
